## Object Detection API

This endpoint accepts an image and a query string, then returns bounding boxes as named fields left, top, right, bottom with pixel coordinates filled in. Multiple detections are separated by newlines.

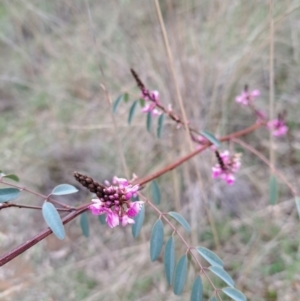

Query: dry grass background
left=0, top=0, right=300, bottom=300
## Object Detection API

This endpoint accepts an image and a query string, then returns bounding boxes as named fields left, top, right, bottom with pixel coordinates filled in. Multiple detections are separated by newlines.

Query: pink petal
left=127, top=201, right=144, bottom=217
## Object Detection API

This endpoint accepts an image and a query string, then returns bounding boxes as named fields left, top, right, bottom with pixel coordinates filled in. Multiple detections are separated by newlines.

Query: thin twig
left=0, top=202, right=73, bottom=212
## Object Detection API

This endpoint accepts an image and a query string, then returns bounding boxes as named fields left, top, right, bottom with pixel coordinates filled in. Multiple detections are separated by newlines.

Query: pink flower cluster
left=141, top=90, right=161, bottom=116
left=89, top=176, right=143, bottom=228
left=267, top=119, right=288, bottom=137
left=212, top=151, right=241, bottom=185
left=236, top=88, right=260, bottom=106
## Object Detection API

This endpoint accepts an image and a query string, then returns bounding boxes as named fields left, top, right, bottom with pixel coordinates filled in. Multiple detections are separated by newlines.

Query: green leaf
left=98, top=214, right=106, bottom=225
left=80, top=212, right=89, bottom=237
left=123, top=92, right=129, bottom=103
left=173, top=254, right=188, bottom=295
left=222, top=287, right=247, bottom=301
left=295, top=197, right=300, bottom=219
left=269, top=175, right=278, bottom=205
left=157, top=114, right=165, bottom=138
left=3, top=174, right=19, bottom=182
left=168, top=211, right=191, bottom=233
left=209, top=297, right=217, bottom=301
left=208, top=266, right=234, bottom=287
left=0, top=188, right=21, bottom=203
left=196, top=246, right=223, bottom=268
left=190, top=276, right=203, bottom=301
left=139, top=98, right=145, bottom=108
left=113, top=94, right=123, bottom=113
left=128, top=100, right=138, bottom=124
left=199, top=130, right=221, bottom=148
left=132, top=203, right=145, bottom=238
left=150, top=219, right=164, bottom=261
left=42, top=202, right=65, bottom=240
left=151, top=180, right=161, bottom=205
left=51, top=184, right=78, bottom=196
left=146, top=111, right=152, bottom=132
left=164, top=236, right=175, bottom=285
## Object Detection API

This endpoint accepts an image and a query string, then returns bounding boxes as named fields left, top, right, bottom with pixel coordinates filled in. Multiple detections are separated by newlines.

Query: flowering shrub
left=0, top=69, right=295, bottom=301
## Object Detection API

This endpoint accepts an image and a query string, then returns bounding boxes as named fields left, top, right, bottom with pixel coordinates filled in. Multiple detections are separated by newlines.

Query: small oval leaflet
left=168, top=212, right=191, bottom=233
left=51, top=184, right=78, bottom=196
left=0, top=188, right=21, bottom=203
left=98, top=214, right=106, bottom=225
left=222, top=287, right=247, bottom=301
left=132, top=204, right=145, bottom=238
left=128, top=100, right=138, bottom=124
left=113, top=94, right=123, bottom=113
left=208, top=266, right=234, bottom=288
left=269, top=175, right=278, bottom=205
left=151, top=180, right=161, bottom=205
left=200, top=130, right=221, bottom=148
left=42, top=202, right=65, bottom=240
left=3, top=174, right=19, bottom=182
left=196, top=246, right=223, bottom=268
left=173, top=254, right=188, bottom=295
left=146, top=111, right=152, bottom=132
left=150, top=219, right=164, bottom=261
left=164, top=236, right=175, bottom=285
left=157, top=114, right=165, bottom=138
left=295, top=197, right=300, bottom=219
left=190, top=276, right=203, bottom=301
left=80, top=212, right=89, bottom=237
left=139, top=98, right=145, bottom=108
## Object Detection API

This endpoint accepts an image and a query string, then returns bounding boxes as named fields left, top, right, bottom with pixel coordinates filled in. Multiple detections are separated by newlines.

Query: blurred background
left=0, top=0, right=300, bottom=300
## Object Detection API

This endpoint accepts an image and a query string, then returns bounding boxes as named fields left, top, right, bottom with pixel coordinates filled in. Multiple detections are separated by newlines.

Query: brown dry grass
left=0, top=0, right=300, bottom=300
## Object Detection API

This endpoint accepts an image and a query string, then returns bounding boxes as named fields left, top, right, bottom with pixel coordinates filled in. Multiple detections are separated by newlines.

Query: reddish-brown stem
left=0, top=122, right=263, bottom=267
left=0, top=179, right=75, bottom=209
left=0, top=203, right=73, bottom=212
left=137, top=122, right=263, bottom=186
left=233, top=138, right=297, bottom=196
left=0, top=207, right=86, bottom=266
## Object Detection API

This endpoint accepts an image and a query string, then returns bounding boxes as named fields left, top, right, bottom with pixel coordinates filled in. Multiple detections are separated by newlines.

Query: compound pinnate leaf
left=200, top=130, right=221, bottom=148
left=80, top=212, right=89, bottom=237
left=151, top=180, right=161, bottom=205
left=51, top=184, right=78, bottom=196
left=208, top=266, right=234, bottom=288
left=113, top=94, right=123, bottom=113
left=98, top=214, right=106, bottom=225
left=173, top=254, right=188, bottom=295
left=222, top=287, right=247, bottom=301
left=295, top=197, right=300, bottom=219
left=157, top=114, right=165, bottom=138
left=128, top=100, right=138, bottom=124
left=42, top=202, right=65, bottom=240
left=269, top=175, right=278, bottom=205
left=132, top=203, right=145, bottom=238
left=196, top=246, right=223, bottom=268
left=168, top=211, right=191, bottom=233
left=146, top=111, right=152, bottom=132
left=164, top=236, right=175, bottom=285
left=150, top=219, right=164, bottom=261
left=3, top=174, right=19, bottom=182
left=190, top=276, right=203, bottom=301
left=0, top=188, right=21, bottom=203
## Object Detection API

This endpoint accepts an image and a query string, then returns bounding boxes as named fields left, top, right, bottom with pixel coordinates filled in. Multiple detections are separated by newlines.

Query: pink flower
left=88, top=176, right=143, bottom=228
left=142, top=90, right=160, bottom=102
left=267, top=119, right=288, bottom=137
left=236, top=88, right=260, bottom=106
left=120, top=214, right=135, bottom=226
left=212, top=151, right=241, bottom=185
left=142, top=103, right=161, bottom=116
left=127, top=201, right=144, bottom=217
left=106, top=209, right=120, bottom=228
